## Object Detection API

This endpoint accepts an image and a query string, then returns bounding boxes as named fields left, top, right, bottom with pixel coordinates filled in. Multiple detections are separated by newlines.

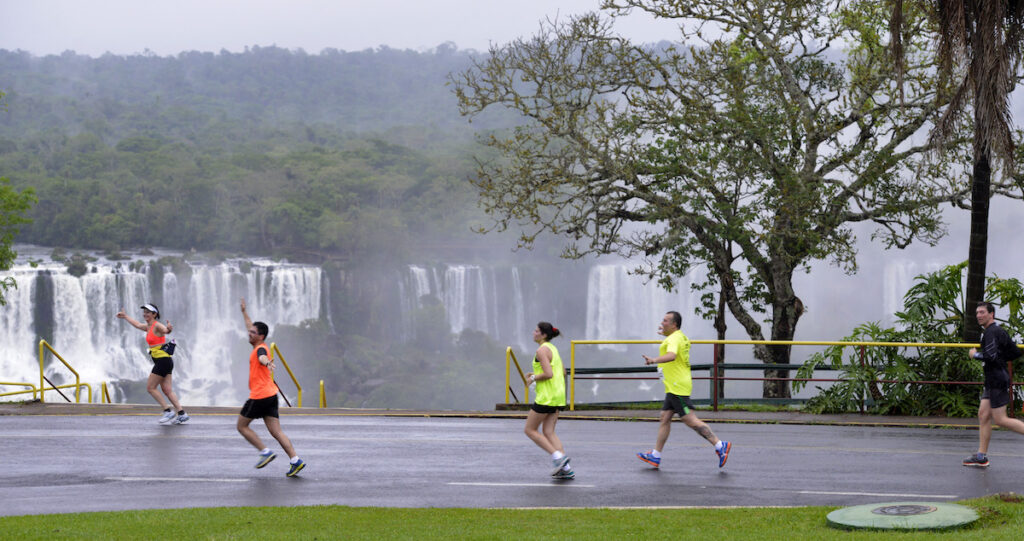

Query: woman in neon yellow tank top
left=524, top=321, right=573, bottom=480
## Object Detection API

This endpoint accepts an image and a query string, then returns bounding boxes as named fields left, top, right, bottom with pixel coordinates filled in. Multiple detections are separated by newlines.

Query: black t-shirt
left=979, top=322, right=1021, bottom=387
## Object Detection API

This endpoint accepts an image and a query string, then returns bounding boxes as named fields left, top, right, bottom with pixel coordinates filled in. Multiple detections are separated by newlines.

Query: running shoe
left=716, top=441, right=732, bottom=468
left=255, top=450, right=276, bottom=469
left=962, top=454, right=989, bottom=467
left=551, top=455, right=570, bottom=476
left=158, top=410, right=175, bottom=424
left=636, top=451, right=660, bottom=468
left=171, top=413, right=190, bottom=425
left=286, top=459, right=306, bottom=477
left=552, top=468, right=575, bottom=480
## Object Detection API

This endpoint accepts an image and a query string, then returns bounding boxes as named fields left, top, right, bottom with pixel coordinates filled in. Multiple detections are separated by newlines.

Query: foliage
left=0, top=47, right=522, bottom=262
left=0, top=176, right=36, bottom=306
left=796, top=262, right=1024, bottom=416
left=452, top=0, right=983, bottom=397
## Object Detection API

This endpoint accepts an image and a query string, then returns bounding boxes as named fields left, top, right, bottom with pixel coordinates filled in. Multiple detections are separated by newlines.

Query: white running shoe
left=171, top=413, right=190, bottom=425
left=158, top=410, right=175, bottom=424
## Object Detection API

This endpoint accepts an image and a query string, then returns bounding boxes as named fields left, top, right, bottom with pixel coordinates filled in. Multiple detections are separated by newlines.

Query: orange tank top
left=145, top=323, right=165, bottom=347
left=248, top=342, right=278, bottom=400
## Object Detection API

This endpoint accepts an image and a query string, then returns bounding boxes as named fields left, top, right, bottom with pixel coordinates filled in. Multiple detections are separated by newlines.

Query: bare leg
left=654, top=409, right=673, bottom=452
left=991, top=405, right=1024, bottom=435
left=264, top=416, right=298, bottom=459
left=681, top=412, right=720, bottom=446
left=146, top=373, right=169, bottom=410
left=541, top=411, right=564, bottom=454
left=524, top=410, right=557, bottom=454
left=978, top=399, right=993, bottom=454
left=159, top=372, right=184, bottom=412
left=237, top=415, right=266, bottom=451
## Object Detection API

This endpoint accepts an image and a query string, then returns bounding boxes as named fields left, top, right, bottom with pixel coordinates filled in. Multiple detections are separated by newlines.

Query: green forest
left=1, top=46, right=547, bottom=410
left=0, top=46, right=519, bottom=262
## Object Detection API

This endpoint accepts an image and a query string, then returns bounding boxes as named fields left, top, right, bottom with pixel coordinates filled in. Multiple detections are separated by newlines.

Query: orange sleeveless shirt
left=248, top=342, right=278, bottom=400
left=145, top=323, right=165, bottom=347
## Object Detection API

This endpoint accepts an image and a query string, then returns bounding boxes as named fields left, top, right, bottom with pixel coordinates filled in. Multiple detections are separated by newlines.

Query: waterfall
left=0, top=255, right=321, bottom=406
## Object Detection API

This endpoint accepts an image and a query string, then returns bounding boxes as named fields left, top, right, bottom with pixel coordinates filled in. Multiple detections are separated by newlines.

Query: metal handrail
left=319, top=379, right=326, bottom=408
left=505, top=347, right=530, bottom=404
left=38, top=339, right=86, bottom=403
left=0, top=381, right=39, bottom=399
left=566, top=338, right=1016, bottom=411
left=101, top=382, right=111, bottom=404
left=269, top=342, right=302, bottom=407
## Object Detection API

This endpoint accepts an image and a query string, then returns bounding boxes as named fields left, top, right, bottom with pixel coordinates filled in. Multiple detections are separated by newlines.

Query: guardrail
left=269, top=342, right=302, bottom=407
left=504, top=347, right=531, bottom=404
left=0, top=381, right=38, bottom=400
left=498, top=339, right=1021, bottom=412
left=38, top=339, right=92, bottom=403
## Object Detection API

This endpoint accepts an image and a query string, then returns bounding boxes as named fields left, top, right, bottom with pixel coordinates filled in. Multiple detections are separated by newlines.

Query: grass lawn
left=1, top=495, right=1022, bottom=540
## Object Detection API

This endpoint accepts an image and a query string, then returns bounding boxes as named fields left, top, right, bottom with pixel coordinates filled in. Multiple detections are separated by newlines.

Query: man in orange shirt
left=237, top=298, right=306, bottom=477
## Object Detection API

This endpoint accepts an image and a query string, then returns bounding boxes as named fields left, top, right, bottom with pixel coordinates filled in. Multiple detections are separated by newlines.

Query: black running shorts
left=241, top=395, right=280, bottom=419
left=531, top=403, right=563, bottom=414
left=663, top=393, right=695, bottom=417
left=982, top=386, right=1011, bottom=409
left=150, top=356, right=174, bottom=377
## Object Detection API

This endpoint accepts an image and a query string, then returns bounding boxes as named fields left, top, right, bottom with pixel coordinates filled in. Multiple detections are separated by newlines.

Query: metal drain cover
left=827, top=501, right=977, bottom=530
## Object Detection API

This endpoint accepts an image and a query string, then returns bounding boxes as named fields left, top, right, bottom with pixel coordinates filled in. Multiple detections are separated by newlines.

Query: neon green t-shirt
left=532, top=342, right=566, bottom=407
left=660, top=330, right=692, bottom=396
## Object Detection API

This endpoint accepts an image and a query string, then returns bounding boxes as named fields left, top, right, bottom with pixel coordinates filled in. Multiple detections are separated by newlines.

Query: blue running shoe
left=717, top=441, right=731, bottom=468
left=286, top=459, right=306, bottom=477
left=171, top=413, right=190, bottom=425
left=255, top=450, right=276, bottom=469
left=637, top=451, right=660, bottom=468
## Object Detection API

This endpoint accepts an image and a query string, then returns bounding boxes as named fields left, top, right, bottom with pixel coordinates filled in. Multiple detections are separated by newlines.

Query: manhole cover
left=871, top=504, right=937, bottom=516
left=827, top=501, right=978, bottom=531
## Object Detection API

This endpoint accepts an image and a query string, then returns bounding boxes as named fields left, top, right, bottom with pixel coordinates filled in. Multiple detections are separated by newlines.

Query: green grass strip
left=1, top=496, right=1021, bottom=540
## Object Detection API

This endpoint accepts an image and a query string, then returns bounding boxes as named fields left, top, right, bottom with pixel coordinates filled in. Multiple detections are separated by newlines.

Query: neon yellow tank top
left=532, top=342, right=566, bottom=407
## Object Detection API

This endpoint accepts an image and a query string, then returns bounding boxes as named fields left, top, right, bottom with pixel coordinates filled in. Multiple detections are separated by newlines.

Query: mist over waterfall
left=1, top=244, right=980, bottom=408
left=0, top=250, right=321, bottom=406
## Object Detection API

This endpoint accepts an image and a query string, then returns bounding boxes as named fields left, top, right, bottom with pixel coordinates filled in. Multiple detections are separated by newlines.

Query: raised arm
left=116, top=309, right=148, bottom=332
left=240, top=298, right=253, bottom=331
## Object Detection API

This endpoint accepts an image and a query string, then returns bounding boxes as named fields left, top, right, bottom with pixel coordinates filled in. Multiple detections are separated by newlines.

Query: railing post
left=38, top=339, right=45, bottom=403
left=712, top=343, right=719, bottom=412
left=859, top=345, right=866, bottom=414
left=319, top=380, right=326, bottom=408
left=570, top=341, right=576, bottom=411
left=505, top=347, right=511, bottom=404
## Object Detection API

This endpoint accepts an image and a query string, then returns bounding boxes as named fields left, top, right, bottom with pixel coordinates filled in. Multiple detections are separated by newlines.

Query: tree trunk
left=761, top=295, right=803, bottom=399
left=963, top=151, right=990, bottom=343
left=714, top=285, right=726, bottom=400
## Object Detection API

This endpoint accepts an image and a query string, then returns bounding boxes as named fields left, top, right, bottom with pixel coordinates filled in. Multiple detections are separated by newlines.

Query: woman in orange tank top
left=116, top=302, right=189, bottom=425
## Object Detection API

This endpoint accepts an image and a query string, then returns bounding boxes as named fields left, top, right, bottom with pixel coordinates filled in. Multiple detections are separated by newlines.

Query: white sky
left=0, top=0, right=683, bottom=57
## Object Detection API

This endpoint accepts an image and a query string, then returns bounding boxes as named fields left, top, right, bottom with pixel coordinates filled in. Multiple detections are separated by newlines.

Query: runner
left=636, top=310, right=730, bottom=469
left=963, top=301, right=1024, bottom=467
left=116, top=303, right=189, bottom=424
left=524, top=321, right=574, bottom=480
left=237, top=297, right=306, bottom=477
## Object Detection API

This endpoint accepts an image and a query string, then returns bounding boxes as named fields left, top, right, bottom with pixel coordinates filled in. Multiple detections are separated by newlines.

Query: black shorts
left=982, top=386, right=1011, bottom=409
left=240, top=395, right=280, bottom=419
left=662, top=393, right=695, bottom=417
left=531, top=403, right=563, bottom=414
left=150, top=356, right=174, bottom=377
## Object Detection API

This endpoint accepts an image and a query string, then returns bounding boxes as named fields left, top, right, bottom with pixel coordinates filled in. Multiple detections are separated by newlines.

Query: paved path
left=1, top=405, right=1020, bottom=516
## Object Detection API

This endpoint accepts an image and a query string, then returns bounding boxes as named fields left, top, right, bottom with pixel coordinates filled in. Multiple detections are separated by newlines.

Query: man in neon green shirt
left=637, top=311, right=732, bottom=469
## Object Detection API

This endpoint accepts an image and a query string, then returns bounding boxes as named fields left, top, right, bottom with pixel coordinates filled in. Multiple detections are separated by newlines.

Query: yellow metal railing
left=269, top=342, right=302, bottom=407
left=0, top=381, right=39, bottom=400
left=505, top=347, right=531, bottom=404
left=319, top=379, right=326, bottom=408
left=101, top=382, right=111, bottom=404
left=563, top=338, right=999, bottom=411
left=38, top=339, right=91, bottom=403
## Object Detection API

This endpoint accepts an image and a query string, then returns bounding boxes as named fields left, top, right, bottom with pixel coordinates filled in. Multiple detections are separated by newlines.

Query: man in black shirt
left=963, top=302, right=1024, bottom=467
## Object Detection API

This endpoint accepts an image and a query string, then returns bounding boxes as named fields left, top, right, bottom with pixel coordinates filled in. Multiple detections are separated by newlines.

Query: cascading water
left=0, top=251, right=321, bottom=406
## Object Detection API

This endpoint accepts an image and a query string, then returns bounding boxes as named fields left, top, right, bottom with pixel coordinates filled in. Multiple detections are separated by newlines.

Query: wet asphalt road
left=1, top=413, right=1021, bottom=516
